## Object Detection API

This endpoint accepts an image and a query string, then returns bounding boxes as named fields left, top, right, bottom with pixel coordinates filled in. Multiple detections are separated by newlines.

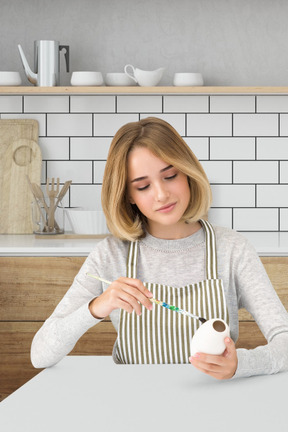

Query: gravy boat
left=124, top=64, right=165, bottom=86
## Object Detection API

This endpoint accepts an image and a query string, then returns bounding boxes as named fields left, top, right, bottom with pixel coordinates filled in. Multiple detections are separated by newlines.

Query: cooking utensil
left=0, top=137, right=41, bottom=234
left=18, top=40, right=69, bottom=86
left=46, top=177, right=60, bottom=232
left=30, top=181, right=62, bottom=232
left=86, top=274, right=207, bottom=323
left=53, top=180, right=72, bottom=212
left=26, top=175, right=48, bottom=231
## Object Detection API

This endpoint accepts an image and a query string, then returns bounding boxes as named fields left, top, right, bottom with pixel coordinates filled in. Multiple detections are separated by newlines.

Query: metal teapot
left=18, top=40, right=69, bottom=86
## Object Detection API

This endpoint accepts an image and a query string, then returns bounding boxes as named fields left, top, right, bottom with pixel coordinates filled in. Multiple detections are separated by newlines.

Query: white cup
left=173, top=72, right=204, bottom=86
left=71, top=71, right=104, bottom=86
left=124, top=64, right=165, bottom=86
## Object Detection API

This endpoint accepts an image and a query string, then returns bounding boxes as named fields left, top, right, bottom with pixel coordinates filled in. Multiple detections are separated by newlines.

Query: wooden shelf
left=2, top=86, right=288, bottom=94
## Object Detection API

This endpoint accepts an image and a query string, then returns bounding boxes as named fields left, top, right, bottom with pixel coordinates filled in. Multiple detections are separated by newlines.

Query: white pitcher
left=124, top=64, right=165, bottom=86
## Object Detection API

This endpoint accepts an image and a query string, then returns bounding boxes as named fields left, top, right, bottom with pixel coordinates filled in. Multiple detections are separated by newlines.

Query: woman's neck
left=147, top=221, right=202, bottom=240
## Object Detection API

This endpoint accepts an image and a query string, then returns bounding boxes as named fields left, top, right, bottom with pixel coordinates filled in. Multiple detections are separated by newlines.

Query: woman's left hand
left=189, top=337, right=238, bottom=380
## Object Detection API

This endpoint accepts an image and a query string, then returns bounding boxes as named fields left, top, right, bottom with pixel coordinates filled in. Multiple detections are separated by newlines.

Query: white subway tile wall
left=1, top=93, right=288, bottom=232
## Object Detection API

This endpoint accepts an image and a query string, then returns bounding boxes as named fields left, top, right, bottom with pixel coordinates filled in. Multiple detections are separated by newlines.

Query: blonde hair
left=101, top=117, right=212, bottom=241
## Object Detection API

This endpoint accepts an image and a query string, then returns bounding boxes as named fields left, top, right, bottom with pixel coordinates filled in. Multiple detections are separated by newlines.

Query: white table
left=0, top=356, right=287, bottom=432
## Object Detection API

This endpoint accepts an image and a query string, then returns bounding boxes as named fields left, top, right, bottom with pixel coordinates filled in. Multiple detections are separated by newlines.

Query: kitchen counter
left=1, top=231, right=288, bottom=256
left=0, top=356, right=287, bottom=432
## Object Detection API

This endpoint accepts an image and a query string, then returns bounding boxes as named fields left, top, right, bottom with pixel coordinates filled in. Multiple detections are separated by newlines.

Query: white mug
left=173, top=72, right=204, bottom=86
left=124, top=64, right=165, bottom=86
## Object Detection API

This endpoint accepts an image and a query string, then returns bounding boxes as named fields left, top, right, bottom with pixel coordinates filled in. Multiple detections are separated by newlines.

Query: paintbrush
left=86, top=273, right=206, bottom=323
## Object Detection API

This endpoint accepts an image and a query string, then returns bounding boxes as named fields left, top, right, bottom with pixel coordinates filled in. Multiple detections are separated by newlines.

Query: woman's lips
left=156, top=202, right=176, bottom=213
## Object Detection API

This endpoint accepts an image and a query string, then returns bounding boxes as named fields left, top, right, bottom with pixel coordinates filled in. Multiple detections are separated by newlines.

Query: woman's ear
left=129, top=197, right=135, bottom=204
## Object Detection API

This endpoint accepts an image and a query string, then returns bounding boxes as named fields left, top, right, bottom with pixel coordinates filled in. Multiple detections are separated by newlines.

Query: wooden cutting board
left=0, top=120, right=41, bottom=234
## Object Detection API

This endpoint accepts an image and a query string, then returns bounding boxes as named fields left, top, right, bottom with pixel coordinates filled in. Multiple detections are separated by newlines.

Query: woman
left=31, top=117, right=288, bottom=379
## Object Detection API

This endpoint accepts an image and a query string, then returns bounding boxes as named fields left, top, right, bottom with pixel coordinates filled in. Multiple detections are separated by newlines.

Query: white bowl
left=0, top=71, right=22, bottom=86
left=173, top=72, right=204, bottom=86
left=105, top=73, right=137, bottom=86
left=65, top=209, right=109, bottom=234
left=71, top=71, right=104, bottom=86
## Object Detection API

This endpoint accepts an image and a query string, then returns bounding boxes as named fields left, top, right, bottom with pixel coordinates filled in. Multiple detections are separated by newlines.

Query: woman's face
left=127, top=146, right=191, bottom=238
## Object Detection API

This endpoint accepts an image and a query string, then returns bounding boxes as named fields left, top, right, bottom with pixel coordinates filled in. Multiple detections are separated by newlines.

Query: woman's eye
left=137, top=184, right=150, bottom=191
left=165, top=173, right=177, bottom=180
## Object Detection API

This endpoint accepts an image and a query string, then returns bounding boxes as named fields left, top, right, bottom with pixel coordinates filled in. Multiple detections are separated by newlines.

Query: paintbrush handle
left=149, top=298, right=204, bottom=322
left=86, top=273, right=112, bottom=285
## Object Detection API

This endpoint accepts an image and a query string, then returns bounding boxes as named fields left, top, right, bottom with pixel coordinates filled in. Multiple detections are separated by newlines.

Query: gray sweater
left=31, top=225, right=288, bottom=379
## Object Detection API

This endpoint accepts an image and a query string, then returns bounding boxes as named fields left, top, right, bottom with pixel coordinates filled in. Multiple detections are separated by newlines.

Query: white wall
left=1, top=92, right=288, bottom=233
left=1, top=0, right=288, bottom=86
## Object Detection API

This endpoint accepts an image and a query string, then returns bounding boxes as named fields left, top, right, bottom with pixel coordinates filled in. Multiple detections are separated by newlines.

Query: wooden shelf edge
left=2, top=86, right=288, bottom=94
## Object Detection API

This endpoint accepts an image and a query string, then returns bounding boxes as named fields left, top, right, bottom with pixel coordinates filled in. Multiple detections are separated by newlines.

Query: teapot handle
left=124, top=64, right=138, bottom=83
left=59, top=45, right=70, bottom=72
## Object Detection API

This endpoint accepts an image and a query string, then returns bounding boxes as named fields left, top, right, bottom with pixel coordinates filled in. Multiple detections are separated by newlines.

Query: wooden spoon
left=53, top=180, right=72, bottom=212
left=46, top=177, right=60, bottom=232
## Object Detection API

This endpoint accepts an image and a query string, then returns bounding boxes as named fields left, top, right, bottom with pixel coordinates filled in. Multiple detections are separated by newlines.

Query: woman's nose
left=154, top=183, right=169, bottom=201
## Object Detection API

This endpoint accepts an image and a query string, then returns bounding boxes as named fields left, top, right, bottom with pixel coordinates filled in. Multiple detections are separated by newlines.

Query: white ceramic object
left=105, top=73, right=137, bottom=86
left=190, top=318, right=230, bottom=356
left=70, top=71, right=104, bottom=86
left=124, top=64, right=165, bottom=86
left=65, top=209, right=109, bottom=234
left=0, top=71, right=22, bottom=86
left=173, top=72, right=204, bottom=86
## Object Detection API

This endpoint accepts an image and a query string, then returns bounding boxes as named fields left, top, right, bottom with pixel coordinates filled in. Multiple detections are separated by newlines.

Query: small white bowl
left=71, top=71, right=104, bottom=86
left=65, top=209, right=109, bottom=234
left=0, top=71, right=22, bottom=86
left=173, top=72, right=204, bottom=86
left=105, top=73, right=137, bottom=86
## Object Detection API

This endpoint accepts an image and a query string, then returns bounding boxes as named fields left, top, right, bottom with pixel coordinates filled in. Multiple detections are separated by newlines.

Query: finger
left=190, top=353, right=225, bottom=367
left=189, top=355, right=223, bottom=372
left=117, top=299, right=134, bottom=314
left=117, top=278, right=153, bottom=310
left=118, top=291, right=144, bottom=315
left=119, top=277, right=153, bottom=298
left=189, top=357, right=223, bottom=378
left=223, top=337, right=236, bottom=358
left=106, top=283, right=142, bottom=315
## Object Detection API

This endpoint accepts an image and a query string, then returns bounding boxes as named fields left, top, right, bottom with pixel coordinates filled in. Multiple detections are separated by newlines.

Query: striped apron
left=113, top=219, right=229, bottom=364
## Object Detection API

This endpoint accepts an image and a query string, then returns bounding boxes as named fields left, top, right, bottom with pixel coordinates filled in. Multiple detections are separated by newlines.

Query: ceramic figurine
left=190, top=318, right=230, bottom=356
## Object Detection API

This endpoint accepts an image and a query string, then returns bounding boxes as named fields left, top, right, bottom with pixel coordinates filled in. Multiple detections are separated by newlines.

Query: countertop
left=0, top=356, right=287, bottom=432
left=1, top=231, right=288, bottom=256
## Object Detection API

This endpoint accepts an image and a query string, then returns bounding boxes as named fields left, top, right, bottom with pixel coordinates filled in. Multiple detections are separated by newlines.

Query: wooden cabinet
left=1, top=256, right=288, bottom=401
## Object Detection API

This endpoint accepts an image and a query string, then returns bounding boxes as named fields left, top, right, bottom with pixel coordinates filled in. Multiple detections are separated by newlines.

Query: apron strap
left=126, top=219, right=218, bottom=280
left=200, top=219, right=218, bottom=280
left=127, top=240, right=138, bottom=278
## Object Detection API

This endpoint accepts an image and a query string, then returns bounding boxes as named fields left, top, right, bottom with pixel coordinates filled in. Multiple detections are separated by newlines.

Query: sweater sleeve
left=232, top=238, right=288, bottom=378
left=30, top=251, right=104, bottom=369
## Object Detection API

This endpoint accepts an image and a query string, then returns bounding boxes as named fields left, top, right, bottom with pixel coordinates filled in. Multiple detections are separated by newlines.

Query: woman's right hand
left=88, top=277, right=153, bottom=319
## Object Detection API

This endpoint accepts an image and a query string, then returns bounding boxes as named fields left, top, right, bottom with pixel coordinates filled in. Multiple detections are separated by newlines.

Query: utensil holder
left=31, top=196, right=64, bottom=235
